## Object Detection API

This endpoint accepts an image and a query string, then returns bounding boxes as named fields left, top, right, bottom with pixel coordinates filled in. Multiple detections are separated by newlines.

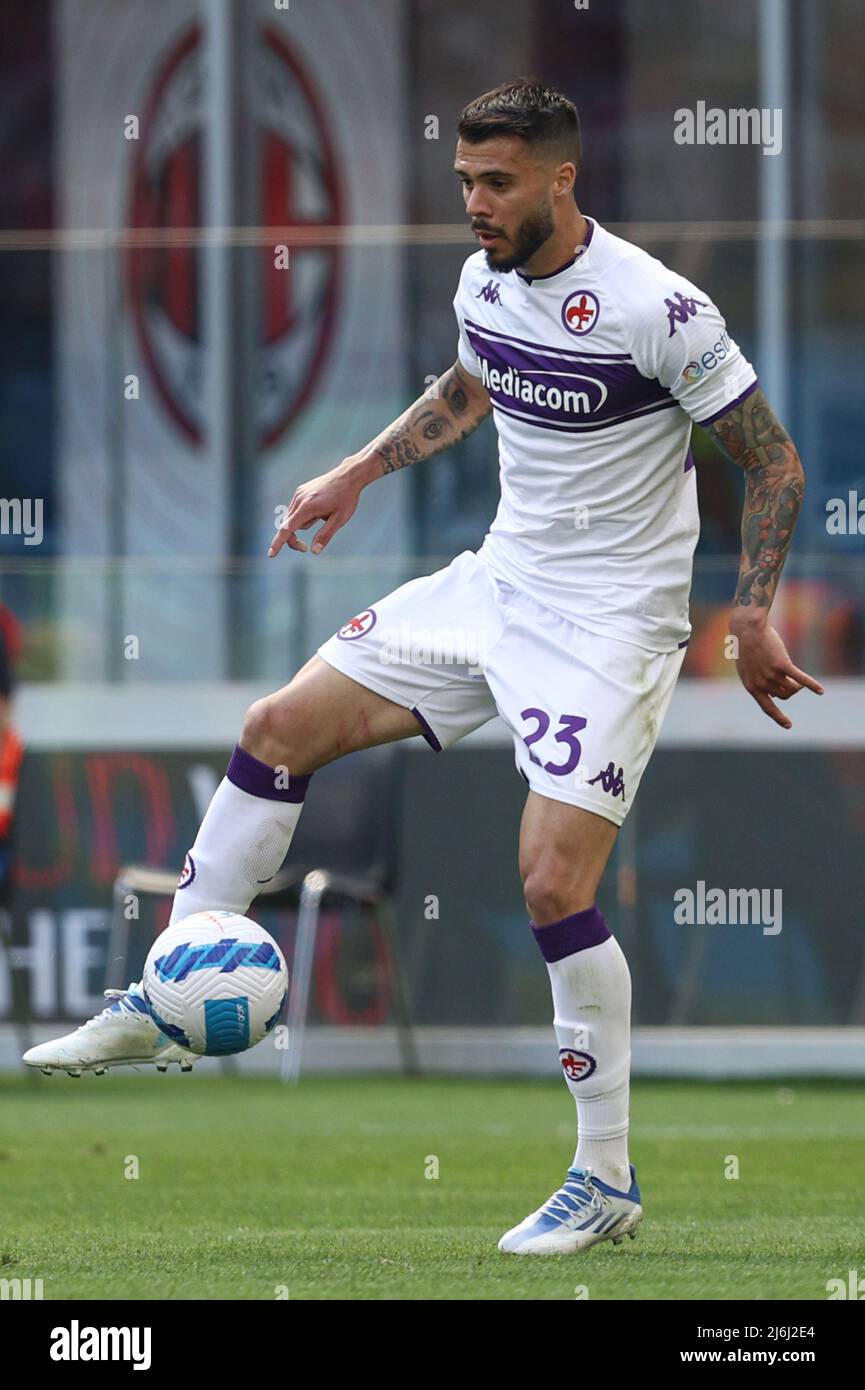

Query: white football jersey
left=453, top=217, right=758, bottom=650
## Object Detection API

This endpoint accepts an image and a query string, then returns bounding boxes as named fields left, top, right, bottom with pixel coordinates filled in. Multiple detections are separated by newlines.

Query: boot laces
left=89, top=986, right=147, bottom=1025
left=540, top=1168, right=605, bottom=1228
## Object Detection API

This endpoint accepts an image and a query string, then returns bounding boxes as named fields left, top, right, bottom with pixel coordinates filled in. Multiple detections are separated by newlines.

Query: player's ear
left=554, top=162, right=577, bottom=198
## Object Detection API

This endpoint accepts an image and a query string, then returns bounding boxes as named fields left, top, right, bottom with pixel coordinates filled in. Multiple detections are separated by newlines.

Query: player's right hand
left=268, top=460, right=367, bottom=558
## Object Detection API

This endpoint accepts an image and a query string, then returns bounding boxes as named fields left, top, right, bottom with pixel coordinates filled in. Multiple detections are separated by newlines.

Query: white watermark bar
left=12, top=679, right=865, bottom=751
left=0, top=218, right=863, bottom=251
left=2, top=1024, right=863, bottom=1078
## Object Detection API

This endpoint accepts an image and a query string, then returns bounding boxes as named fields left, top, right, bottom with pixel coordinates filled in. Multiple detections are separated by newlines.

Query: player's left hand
left=731, top=618, right=824, bottom=729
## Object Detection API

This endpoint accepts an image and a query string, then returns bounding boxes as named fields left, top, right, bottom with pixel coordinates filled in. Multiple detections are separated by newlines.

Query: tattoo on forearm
left=708, top=388, right=804, bottom=611
left=375, top=421, right=424, bottom=473
left=441, top=370, right=469, bottom=417
left=416, top=409, right=448, bottom=442
left=374, top=363, right=489, bottom=475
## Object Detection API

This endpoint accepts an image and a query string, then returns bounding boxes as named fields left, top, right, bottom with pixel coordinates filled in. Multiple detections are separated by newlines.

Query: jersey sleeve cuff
left=456, top=340, right=483, bottom=379
left=695, top=376, right=760, bottom=427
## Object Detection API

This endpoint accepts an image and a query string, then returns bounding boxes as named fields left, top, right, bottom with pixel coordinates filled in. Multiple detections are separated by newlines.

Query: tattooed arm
left=268, top=361, right=491, bottom=556
left=707, top=388, right=823, bottom=728
left=367, top=360, right=492, bottom=476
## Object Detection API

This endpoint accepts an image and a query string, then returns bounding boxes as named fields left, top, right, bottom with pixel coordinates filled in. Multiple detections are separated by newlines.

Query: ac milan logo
left=337, top=609, right=377, bottom=641
left=561, top=290, right=600, bottom=337
left=559, top=1048, right=597, bottom=1083
left=178, top=853, right=196, bottom=889
left=126, top=25, right=343, bottom=448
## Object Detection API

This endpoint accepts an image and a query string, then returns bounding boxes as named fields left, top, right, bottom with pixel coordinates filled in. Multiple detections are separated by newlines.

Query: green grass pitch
left=2, top=1073, right=862, bottom=1300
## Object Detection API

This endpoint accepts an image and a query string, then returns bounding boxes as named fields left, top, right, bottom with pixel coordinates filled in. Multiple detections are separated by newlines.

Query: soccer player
left=27, top=80, right=823, bottom=1255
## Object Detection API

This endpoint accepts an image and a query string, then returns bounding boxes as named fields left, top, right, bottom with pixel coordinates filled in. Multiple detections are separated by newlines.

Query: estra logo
left=126, top=25, right=343, bottom=448
left=680, top=332, right=733, bottom=385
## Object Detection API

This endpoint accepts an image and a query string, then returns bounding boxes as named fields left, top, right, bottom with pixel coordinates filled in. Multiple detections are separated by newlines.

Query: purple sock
left=531, top=905, right=611, bottom=963
left=226, top=744, right=311, bottom=803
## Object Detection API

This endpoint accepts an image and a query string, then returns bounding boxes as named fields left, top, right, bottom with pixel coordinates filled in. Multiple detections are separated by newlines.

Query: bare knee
left=240, top=690, right=319, bottom=775
left=522, top=854, right=599, bottom=925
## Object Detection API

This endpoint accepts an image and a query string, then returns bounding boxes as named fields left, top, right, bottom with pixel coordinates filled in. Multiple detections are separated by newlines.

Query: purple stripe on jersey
left=227, top=744, right=311, bottom=802
left=493, top=395, right=678, bottom=435
left=466, top=328, right=671, bottom=430
left=695, top=377, right=760, bottom=427
left=684, top=447, right=695, bottom=472
left=464, top=317, right=633, bottom=361
left=410, top=706, right=443, bottom=753
left=678, top=638, right=690, bottom=648
left=531, top=905, right=612, bottom=962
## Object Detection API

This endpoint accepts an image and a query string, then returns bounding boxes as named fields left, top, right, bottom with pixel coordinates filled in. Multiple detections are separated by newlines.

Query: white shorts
left=317, top=550, right=685, bottom=826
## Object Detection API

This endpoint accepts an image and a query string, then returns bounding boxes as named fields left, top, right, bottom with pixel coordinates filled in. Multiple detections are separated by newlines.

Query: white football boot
left=22, top=984, right=198, bottom=1077
left=498, top=1164, right=642, bottom=1255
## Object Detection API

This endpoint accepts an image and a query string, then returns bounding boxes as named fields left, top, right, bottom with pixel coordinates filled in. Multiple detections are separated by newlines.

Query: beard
left=483, top=200, right=555, bottom=273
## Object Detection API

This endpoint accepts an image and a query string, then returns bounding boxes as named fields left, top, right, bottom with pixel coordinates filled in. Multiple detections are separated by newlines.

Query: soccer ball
left=142, top=911, right=288, bottom=1056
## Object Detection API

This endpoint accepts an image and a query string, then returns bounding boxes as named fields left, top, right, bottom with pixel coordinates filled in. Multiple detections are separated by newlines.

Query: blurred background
left=1, top=0, right=864, bottom=1074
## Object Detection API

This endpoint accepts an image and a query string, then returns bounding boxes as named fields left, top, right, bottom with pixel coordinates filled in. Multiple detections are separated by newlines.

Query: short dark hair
left=457, top=79, right=582, bottom=176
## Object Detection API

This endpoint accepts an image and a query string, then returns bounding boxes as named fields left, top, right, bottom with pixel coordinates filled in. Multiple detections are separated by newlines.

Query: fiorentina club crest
left=559, top=1048, right=597, bottom=1083
left=561, top=289, right=600, bottom=336
left=337, top=609, right=377, bottom=640
left=126, top=24, right=343, bottom=448
left=178, top=853, right=196, bottom=889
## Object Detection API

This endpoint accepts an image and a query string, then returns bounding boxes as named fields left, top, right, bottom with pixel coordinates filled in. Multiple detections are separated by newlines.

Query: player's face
left=454, top=136, right=559, bottom=273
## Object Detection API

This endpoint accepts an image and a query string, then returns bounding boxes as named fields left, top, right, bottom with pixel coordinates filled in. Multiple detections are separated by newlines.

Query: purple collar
left=515, top=217, right=594, bottom=285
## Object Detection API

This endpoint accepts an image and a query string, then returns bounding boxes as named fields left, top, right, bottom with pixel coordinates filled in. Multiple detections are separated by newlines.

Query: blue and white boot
left=498, top=1164, right=642, bottom=1255
left=22, top=984, right=197, bottom=1077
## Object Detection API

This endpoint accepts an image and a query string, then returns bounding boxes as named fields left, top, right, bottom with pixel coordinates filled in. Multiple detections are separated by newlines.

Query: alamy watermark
left=50, top=1322, right=151, bottom=1370
left=1, top=1277, right=44, bottom=1300
left=377, top=622, right=488, bottom=676
left=674, top=102, right=782, bottom=157
left=826, top=1269, right=865, bottom=1299
left=0, top=497, right=43, bottom=545
left=825, top=491, right=865, bottom=535
left=674, top=881, right=782, bottom=935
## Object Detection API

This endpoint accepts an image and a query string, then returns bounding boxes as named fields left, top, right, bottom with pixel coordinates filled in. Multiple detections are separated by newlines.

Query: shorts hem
left=521, top=775, right=626, bottom=827
left=316, top=645, right=444, bottom=752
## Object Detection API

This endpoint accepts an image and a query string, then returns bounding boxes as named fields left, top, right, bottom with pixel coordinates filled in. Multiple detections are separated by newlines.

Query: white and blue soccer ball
left=142, top=912, right=288, bottom=1056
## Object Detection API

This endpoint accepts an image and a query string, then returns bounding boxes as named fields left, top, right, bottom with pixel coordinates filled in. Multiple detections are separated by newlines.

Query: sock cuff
left=226, top=744, right=312, bottom=803
left=531, top=905, right=611, bottom=963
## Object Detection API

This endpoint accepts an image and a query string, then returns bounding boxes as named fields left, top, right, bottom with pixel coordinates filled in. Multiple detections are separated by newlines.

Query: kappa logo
left=337, top=609, right=377, bottom=640
left=559, top=1048, right=597, bottom=1083
left=665, top=290, right=708, bottom=337
left=475, top=280, right=503, bottom=305
left=561, top=289, right=600, bottom=336
left=178, top=853, right=196, bottom=889
left=588, top=761, right=626, bottom=800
